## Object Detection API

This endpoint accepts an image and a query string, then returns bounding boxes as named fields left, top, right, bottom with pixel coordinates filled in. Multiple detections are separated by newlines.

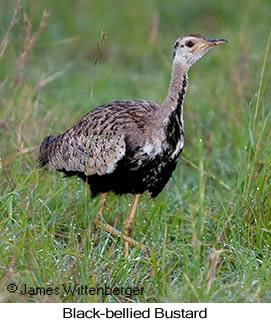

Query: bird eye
left=185, top=40, right=195, bottom=48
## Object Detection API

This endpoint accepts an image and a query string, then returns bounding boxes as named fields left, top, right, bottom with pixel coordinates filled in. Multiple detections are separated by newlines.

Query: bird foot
left=95, top=218, right=148, bottom=254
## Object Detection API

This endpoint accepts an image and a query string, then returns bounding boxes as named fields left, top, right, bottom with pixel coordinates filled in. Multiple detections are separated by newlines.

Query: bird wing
left=45, top=100, right=159, bottom=176
left=66, top=133, right=126, bottom=176
left=47, top=124, right=126, bottom=176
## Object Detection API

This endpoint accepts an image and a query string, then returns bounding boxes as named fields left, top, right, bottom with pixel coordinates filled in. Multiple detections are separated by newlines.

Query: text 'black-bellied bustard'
left=38, top=34, right=227, bottom=256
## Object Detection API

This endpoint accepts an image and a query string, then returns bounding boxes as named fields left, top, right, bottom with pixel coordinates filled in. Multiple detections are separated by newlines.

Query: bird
left=38, top=34, right=227, bottom=256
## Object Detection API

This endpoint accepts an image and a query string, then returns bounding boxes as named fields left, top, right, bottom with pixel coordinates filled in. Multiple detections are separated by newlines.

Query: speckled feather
left=39, top=100, right=159, bottom=174
left=38, top=93, right=186, bottom=197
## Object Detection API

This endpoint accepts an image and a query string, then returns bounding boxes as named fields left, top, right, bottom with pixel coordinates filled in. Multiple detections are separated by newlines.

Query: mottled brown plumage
left=38, top=34, right=227, bottom=254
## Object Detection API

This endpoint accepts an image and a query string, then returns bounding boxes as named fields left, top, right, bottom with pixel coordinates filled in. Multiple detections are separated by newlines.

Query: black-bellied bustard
left=38, top=34, right=227, bottom=256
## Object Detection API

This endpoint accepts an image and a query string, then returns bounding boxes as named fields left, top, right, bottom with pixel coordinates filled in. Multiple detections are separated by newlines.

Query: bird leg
left=95, top=192, right=147, bottom=253
left=124, top=194, right=140, bottom=257
left=97, top=192, right=107, bottom=219
left=94, top=192, right=107, bottom=231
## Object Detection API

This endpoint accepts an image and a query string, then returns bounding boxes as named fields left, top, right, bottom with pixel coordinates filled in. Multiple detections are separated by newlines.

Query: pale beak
left=193, top=38, right=228, bottom=52
left=206, top=38, right=228, bottom=46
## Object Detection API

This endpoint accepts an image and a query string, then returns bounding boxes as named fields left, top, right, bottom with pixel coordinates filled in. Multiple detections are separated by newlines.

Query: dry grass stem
left=16, top=10, right=50, bottom=68
left=3, top=146, right=38, bottom=166
left=0, top=0, right=22, bottom=58
left=206, top=248, right=226, bottom=293
left=34, top=70, right=65, bottom=91
left=149, top=12, right=159, bottom=45
left=2, top=255, right=17, bottom=283
left=90, top=31, right=107, bottom=97
left=216, top=213, right=234, bottom=243
left=181, top=155, right=230, bottom=190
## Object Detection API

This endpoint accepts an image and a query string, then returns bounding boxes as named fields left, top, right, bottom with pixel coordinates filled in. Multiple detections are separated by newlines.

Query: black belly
left=61, top=149, right=181, bottom=198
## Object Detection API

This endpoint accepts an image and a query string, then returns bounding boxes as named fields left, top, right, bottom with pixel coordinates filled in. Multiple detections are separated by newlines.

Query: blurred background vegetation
left=0, top=0, right=270, bottom=302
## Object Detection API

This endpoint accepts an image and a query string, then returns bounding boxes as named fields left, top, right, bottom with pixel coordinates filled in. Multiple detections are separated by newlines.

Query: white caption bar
left=1, top=303, right=270, bottom=322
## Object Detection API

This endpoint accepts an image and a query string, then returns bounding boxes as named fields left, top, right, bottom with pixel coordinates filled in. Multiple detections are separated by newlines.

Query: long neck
left=158, top=60, right=188, bottom=125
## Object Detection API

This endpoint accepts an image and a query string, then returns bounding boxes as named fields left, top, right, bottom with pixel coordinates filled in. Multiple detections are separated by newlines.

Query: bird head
left=173, top=33, right=228, bottom=68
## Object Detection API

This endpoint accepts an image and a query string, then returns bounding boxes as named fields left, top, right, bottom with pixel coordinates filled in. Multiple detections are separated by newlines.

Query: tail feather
left=38, top=135, right=56, bottom=167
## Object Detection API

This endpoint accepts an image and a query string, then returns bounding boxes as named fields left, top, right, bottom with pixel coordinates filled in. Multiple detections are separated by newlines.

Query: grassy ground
left=0, top=0, right=270, bottom=302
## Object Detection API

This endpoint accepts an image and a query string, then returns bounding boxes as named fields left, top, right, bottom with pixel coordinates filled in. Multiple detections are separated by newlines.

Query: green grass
left=0, top=0, right=271, bottom=302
